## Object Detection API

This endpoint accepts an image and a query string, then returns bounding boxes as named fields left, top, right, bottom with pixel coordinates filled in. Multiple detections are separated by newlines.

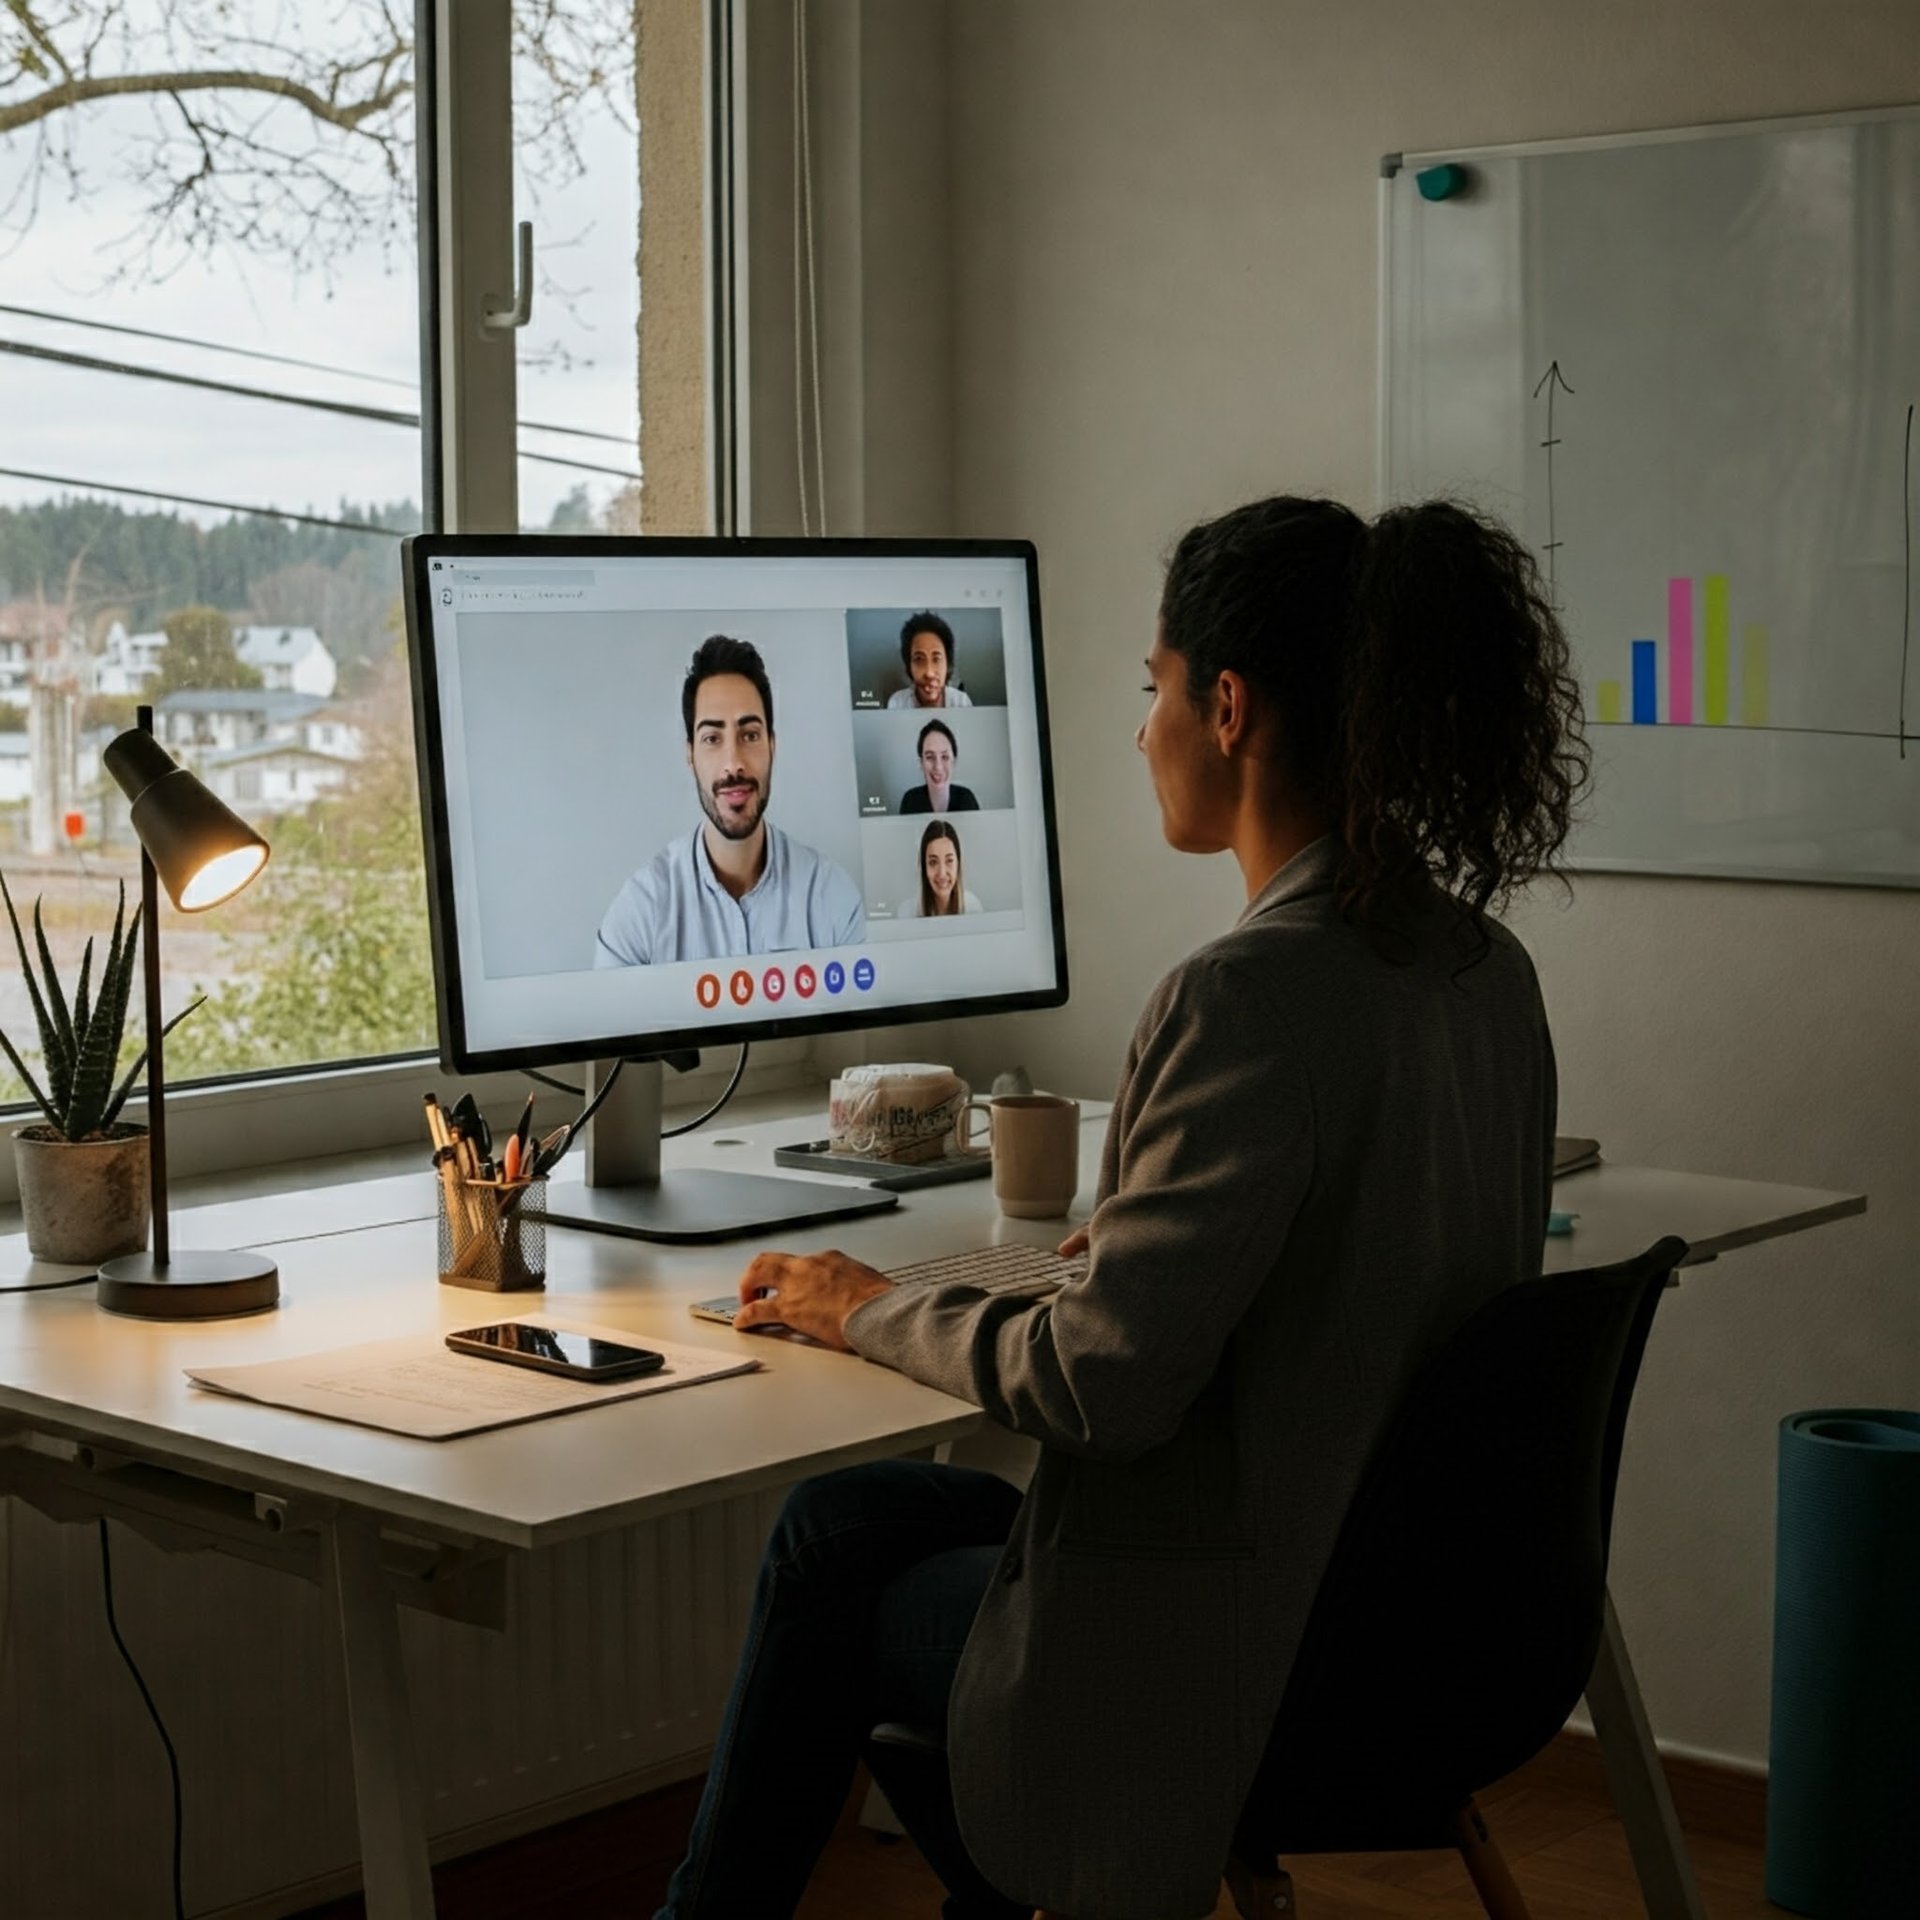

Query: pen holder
left=436, top=1174, right=547, bottom=1292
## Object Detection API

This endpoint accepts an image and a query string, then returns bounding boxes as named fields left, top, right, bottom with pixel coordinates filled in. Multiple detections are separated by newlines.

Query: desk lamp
left=96, top=708, right=278, bottom=1318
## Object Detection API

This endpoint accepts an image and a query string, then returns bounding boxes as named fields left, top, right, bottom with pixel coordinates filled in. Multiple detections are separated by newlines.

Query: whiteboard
left=1381, top=107, right=1920, bottom=887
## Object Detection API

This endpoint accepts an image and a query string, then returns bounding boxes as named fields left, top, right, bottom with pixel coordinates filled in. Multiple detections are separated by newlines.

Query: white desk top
left=0, top=1098, right=1864, bottom=1551
left=1541, top=1161, right=1864, bottom=1273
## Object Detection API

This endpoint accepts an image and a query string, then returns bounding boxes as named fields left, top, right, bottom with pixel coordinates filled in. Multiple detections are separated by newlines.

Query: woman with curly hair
left=657, top=495, right=1588, bottom=1920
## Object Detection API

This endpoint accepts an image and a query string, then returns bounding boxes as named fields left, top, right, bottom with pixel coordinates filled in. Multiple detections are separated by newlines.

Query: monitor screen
left=404, top=536, right=1068, bottom=1074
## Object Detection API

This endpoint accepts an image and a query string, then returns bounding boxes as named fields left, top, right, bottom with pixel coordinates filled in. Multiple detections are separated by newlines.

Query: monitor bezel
left=403, top=532, right=1069, bottom=1076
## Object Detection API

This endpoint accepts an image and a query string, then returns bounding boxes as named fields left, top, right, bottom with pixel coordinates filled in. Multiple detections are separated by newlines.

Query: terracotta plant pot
left=12, top=1125, right=151, bottom=1266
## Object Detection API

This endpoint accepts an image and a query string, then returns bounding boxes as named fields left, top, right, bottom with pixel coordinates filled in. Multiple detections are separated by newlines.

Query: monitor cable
left=98, top=1517, right=186, bottom=1920
left=524, top=1044, right=752, bottom=1161
left=664, top=1043, right=751, bottom=1139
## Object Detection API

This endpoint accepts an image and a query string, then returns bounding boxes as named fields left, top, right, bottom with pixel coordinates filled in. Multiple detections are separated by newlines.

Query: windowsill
left=0, top=1047, right=824, bottom=1215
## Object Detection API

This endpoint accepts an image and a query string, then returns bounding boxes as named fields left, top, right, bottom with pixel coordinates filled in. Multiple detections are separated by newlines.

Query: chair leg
left=1224, top=1857, right=1298, bottom=1915
left=1453, top=1798, right=1532, bottom=1920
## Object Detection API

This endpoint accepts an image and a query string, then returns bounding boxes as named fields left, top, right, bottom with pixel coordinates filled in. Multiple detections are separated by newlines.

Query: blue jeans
left=655, top=1458, right=1031, bottom=1920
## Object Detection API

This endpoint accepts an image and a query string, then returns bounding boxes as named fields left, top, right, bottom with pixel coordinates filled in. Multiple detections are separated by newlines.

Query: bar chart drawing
left=1593, top=576, right=1779, bottom=733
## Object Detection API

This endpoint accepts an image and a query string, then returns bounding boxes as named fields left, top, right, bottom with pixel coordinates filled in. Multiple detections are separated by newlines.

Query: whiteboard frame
left=1377, top=102, right=1920, bottom=892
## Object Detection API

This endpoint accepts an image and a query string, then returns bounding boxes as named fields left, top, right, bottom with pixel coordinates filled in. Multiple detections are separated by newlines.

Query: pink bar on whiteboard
left=1667, top=577, right=1694, bottom=725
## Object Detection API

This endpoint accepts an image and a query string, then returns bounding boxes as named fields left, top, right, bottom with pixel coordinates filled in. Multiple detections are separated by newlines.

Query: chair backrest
left=1236, top=1235, right=1687, bottom=1854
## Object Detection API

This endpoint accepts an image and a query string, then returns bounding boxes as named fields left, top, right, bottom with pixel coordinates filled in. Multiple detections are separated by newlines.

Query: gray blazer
left=845, top=837, right=1556, bottom=1918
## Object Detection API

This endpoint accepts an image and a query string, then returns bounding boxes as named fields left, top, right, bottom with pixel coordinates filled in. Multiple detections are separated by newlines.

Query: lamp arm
left=132, top=702, right=172, bottom=1272
left=140, top=842, right=169, bottom=1269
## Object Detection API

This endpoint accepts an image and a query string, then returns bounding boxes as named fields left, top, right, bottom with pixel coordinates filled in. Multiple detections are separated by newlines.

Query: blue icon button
left=823, top=960, right=847, bottom=995
left=853, top=957, right=876, bottom=992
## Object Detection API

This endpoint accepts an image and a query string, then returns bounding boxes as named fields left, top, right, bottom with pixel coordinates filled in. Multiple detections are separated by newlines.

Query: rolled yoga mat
left=1766, top=1409, right=1920, bottom=1917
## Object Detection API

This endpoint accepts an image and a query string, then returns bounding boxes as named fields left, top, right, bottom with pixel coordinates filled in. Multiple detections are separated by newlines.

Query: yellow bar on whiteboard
left=1703, top=575, right=1730, bottom=724
left=1596, top=681, right=1623, bottom=724
left=1741, top=625, right=1768, bottom=727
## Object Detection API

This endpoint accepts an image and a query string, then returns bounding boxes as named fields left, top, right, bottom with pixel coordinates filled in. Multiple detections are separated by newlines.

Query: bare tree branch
left=0, top=0, right=635, bottom=286
left=0, top=63, right=411, bottom=138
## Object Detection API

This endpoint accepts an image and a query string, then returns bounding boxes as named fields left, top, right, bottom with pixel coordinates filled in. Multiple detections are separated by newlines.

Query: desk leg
left=1585, top=1589, right=1706, bottom=1920
left=326, top=1515, right=436, bottom=1919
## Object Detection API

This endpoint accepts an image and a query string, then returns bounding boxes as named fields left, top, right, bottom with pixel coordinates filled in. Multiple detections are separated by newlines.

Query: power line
left=0, top=299, right=636, bottom=448
left=0, top=337, right=641, bottom=482
left=0, top=467, right=403, bottom=537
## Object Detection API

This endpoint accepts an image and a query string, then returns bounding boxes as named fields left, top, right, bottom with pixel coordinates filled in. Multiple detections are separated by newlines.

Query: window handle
left=481, top=221, right=534, bottom=331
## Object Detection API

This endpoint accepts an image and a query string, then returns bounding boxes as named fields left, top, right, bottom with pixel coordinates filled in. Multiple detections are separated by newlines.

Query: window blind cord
left=98, top=1518, right=185, bottom=1920
left=793, top=0, right=825, bottom=535
left=792, top=0, right=809, bottom=534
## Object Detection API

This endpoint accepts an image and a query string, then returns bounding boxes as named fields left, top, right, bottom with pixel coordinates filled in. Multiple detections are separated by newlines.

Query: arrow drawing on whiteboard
left=1532, top=360, right=1575, bottom=601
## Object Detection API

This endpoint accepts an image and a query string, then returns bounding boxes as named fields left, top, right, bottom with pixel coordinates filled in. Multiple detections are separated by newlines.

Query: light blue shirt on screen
left=594, top=822, right=866, bottom=966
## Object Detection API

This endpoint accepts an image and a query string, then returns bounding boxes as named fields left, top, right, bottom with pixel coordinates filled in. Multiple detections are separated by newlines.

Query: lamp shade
left=104, top=728, right=270, bottom=911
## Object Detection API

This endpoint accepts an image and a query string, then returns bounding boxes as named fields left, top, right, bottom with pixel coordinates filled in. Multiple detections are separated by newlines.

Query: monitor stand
left=541, top=1058, right=899, bottom=1245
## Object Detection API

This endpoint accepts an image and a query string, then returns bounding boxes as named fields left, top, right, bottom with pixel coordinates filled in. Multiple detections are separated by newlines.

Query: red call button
left=729, top=970, right=755, bottom=1006
left=763, top=967, right=786, bottom=1001
left=794, top=963, right=817, bottom=998
left=695, top=973, right=722, bottom=1010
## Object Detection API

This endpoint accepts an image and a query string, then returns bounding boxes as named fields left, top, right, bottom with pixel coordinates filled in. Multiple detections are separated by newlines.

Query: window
left=0, top=1, right=713, bottom=1182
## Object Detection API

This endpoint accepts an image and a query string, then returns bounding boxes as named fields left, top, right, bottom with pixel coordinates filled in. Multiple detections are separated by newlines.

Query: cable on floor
left=99, top=1517, right=185, bottom=1920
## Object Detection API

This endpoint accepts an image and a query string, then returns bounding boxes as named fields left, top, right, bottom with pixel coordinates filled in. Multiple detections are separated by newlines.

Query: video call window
left=409, top=538, right=1066, bottom=1074
left=846, top=607, right=1010, bottom=711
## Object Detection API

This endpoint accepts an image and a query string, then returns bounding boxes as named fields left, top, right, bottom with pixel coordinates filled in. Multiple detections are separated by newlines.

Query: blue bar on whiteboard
left=1631, top=640, right=1657, bottom=724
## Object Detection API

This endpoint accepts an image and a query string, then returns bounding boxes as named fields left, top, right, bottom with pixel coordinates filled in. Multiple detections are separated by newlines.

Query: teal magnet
left=1546, top=1210, right=1579, bottom=1236
left=1416, top=163, right=1471, bottom=202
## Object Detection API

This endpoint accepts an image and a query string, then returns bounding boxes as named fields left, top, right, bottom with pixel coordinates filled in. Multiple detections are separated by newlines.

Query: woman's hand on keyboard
left=733, top=1249, right=894, bottom=1350
left=1056, top=1226, right=1090, bottom=1261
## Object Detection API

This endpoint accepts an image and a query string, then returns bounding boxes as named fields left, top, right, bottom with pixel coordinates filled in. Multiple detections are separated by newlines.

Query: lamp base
left=96, top=1248, right=280, bottom=1320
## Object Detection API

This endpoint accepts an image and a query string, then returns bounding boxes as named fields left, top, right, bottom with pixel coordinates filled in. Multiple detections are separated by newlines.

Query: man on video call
left=595, top=635, right=866, bottom=966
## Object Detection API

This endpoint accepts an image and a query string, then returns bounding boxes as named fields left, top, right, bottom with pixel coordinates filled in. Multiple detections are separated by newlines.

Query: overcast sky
left=0, top=17, right=640, bottom=543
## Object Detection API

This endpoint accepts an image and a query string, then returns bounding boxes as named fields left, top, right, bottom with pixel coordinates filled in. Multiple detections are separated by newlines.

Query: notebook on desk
left=1554, top=1136, right=1602, bottom=1176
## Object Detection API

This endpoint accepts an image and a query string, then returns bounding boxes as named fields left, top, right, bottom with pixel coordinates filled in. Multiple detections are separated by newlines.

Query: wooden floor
left=295, top=1734, right=1784, bottom=1918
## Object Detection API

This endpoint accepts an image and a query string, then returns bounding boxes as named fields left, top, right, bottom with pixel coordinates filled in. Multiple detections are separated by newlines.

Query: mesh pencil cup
left=436, top=1173, right=547, bottom=1292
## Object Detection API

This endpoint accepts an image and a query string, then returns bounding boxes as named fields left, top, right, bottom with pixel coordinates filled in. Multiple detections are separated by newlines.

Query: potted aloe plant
left=1, top=871, right=198, bottom=1264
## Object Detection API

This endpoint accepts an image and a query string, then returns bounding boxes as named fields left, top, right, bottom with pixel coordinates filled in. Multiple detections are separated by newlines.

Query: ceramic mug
left=954, top=1093, right=1081, bottom=1219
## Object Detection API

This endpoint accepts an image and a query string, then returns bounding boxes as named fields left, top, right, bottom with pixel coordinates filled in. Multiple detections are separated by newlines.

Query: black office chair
left=868, top=1235, right=1689, bottom=1920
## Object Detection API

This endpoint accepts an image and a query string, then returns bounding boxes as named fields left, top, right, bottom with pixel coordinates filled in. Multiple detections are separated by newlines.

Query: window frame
left=0, top=0, right=745, bottom=1203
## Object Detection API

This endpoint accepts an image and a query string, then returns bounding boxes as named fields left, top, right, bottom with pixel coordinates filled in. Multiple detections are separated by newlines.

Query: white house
left=0, top=730, right=28, bottom=805
left=198, top=739, right=357, bottom=814
left=234, top=625, right=337, bottom=697
left=152, top=688, right=364, bottom=815
left=0, top=638, right=26, bottom=711
left=0, top=600, right=87, bottom=708
left=93, top=622, right=169, bottom=697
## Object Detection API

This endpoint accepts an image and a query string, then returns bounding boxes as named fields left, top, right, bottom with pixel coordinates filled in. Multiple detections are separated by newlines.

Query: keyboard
left=884, top=1242, right=1085, bottom=1295
left=689, top=1242, right=1083, bottom=1325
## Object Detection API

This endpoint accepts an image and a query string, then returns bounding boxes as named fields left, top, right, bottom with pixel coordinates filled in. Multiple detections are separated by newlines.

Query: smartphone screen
left=447, top=1323, right=665, bottom=1379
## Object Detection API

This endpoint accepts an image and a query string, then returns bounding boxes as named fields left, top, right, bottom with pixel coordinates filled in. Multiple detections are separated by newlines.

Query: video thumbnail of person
left=844, top=606, right=1009, bottom=712
left=850, top=709, right=1015, bottom=817
left=860, top=811, right=1023, bottom=932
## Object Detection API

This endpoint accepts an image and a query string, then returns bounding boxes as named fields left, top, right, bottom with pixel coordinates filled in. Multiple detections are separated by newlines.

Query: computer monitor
left=402, top=534, right=1068, bottom=1241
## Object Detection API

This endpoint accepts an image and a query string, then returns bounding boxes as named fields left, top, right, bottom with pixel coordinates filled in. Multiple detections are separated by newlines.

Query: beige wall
left=936, top=1, right=1920, bottom=1770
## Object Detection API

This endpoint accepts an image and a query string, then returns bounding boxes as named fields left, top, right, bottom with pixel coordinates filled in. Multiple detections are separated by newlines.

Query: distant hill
left=0, top=495, right=419, bottom=666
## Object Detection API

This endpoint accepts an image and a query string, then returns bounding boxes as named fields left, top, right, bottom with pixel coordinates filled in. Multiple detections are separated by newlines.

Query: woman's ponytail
left=1342, top=500, right=1587, bottom=922
left=1158, top=493, right=1588, bottom=930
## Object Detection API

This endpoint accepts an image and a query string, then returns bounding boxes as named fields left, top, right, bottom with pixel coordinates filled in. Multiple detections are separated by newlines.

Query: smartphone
left=446, top=1323, right=667, bottom=1382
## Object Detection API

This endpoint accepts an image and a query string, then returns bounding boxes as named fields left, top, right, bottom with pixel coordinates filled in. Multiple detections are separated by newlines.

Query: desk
left=0, top=1105, right=1864, bottom=1919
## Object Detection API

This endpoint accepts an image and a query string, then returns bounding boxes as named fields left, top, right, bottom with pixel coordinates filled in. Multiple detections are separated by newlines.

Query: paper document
left=185, top=1318, right=761, bottom=1440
